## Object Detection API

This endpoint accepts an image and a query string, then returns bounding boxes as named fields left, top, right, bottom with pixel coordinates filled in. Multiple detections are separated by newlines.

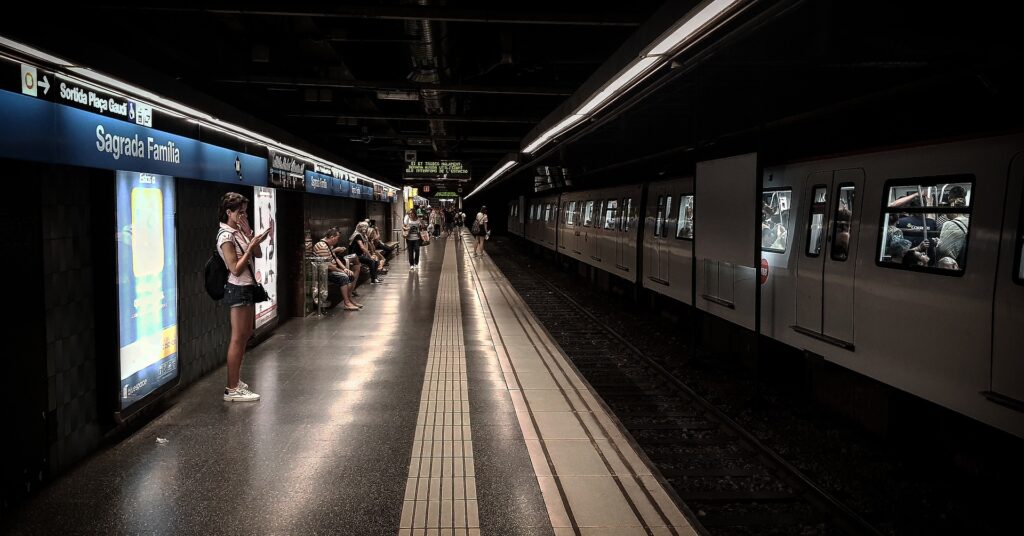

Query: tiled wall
left=306, top=194, right=358, bottom=244
left=0, top=161, right=48, bottom=515
left=175, top=179, right=246, bottom=386
left=40, top=168, right=104, bottom=480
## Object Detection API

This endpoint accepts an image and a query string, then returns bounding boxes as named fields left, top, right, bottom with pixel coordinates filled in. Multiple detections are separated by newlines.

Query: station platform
left=5, top=232, right=696, bottom=536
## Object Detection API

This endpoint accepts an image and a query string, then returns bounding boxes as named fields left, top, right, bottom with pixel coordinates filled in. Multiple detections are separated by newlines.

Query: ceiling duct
left=406, top=0, right=448, bottom=152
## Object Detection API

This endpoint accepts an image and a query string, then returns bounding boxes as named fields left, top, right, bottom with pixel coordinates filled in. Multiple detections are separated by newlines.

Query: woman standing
left=403, top=209, right=424, bottom=271
left=217, top=192, right=272, bottom=402
left=473, top=206, right=489, bottom=257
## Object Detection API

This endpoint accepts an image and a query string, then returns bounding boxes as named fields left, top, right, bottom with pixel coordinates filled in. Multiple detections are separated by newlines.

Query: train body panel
left=507, top=133, right=1024, bottom=437
left=991, top=152, right=1024, bottom=408
left=642, top=177, right=695, bottom=304
left=525, top=194, right=559, bottom=250
left=695, top=153, right=760, bottom=331
left=760, top=134, right=1024, bottom=437
left=559, top=185, right=642, bottom=282
left=507, top=196, right=525, bottom=237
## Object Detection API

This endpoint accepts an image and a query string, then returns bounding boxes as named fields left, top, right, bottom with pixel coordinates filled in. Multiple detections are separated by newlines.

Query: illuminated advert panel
left=253, top=186, right=278, bottom=329
left=115, top=171, right=179, bottom=411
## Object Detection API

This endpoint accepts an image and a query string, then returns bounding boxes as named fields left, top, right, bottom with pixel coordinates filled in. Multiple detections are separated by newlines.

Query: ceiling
left=0, top=0, right=667, bottom=186
left=2, top=1, right=1022, bottom=198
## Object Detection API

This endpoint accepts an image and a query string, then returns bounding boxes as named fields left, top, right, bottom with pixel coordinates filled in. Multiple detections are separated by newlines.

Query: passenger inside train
left=761, top=190, right=791, bottom=251
left=880, top=182, right=972, bottom=271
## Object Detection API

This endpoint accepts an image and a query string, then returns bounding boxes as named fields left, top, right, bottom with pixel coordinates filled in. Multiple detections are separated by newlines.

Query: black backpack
left=204, top=230, right=231, bottom=300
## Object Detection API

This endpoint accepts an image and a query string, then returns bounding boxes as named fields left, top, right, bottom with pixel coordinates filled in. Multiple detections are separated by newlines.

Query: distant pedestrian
left=472, top=206, right=489, bottom=257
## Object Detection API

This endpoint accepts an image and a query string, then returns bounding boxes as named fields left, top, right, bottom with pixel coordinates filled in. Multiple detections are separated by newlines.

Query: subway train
left=507, top=132, right=1024, bottom=438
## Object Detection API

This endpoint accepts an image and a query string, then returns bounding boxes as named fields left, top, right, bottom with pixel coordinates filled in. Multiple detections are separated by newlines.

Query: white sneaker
left=410, top=266, right=416, bottom=271
left=223, top=387, right=260, bottom=402
left=237, top=380, right=249, bottom=390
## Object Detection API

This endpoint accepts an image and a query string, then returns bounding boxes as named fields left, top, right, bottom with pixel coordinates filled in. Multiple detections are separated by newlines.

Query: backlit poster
left=115, top=171, right=178, bottom=410
left=254, top=186, right=278, bottom=328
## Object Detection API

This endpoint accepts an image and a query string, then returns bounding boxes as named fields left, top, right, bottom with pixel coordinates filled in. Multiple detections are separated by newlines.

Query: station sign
left=403, top=160, right=470, bottom=180
left=268, top=149, right=308, bottom=190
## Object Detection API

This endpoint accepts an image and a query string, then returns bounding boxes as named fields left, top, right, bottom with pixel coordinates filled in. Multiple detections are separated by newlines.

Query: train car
left=558, top=184, right=643, bottom=282
left=755, top=134, right=1024, bottom=437
left=507, top=196, right=525, bottom=237
left=524, top=193, right=560, bottom=250
left=642, top=177, right=695, bottom=304
left=508, top=133, right=1023, bottom=438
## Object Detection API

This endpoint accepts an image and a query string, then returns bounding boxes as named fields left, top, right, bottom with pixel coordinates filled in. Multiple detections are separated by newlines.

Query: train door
left=615, top=197, right=630, bottom=271
left=581, top=199, right=595, bottom=256
left=795, top=172, right=833, bottom=333
left=648, top=193, right=668, bottom=284
left=675, top=193, right=695, bottom=303
left=660, top=194, right=673, bottom=283
left=990, top=153, right=1024, bottom=406
left=821, top=169, right=862, bottom=345
left=794, top=169, right=862, bottom=348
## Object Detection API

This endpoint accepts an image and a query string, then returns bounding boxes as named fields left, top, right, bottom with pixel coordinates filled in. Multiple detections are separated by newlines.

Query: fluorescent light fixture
left=465, top=160, right=516, bottom=199
left=522, top=114, right=587, bottom=154
left=577, top=56, right=661, bottom=116
left=647, top=0, right=741, bottom=56
left=2, top=36, right=397, bottom=189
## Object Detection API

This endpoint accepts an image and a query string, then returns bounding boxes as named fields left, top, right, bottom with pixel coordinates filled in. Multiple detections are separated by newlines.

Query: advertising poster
left=115, top=171, right=178, bottom=410
left=253, top=186, right=278, bottom=328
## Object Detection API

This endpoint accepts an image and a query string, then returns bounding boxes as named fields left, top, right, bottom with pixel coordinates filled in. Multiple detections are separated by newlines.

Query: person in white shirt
left=473, top=206, right=489, bottom=257
left=217, top=192, right=271, bottom=402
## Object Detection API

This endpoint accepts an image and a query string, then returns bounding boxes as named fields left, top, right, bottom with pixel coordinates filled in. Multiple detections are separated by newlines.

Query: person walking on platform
left=404, top=208, right=425, bottom=271
left=217, top=192, right=272, bottom=402
left=431, top=207, right=443, bottom=239
left=472, top=206, right=489, bottom=257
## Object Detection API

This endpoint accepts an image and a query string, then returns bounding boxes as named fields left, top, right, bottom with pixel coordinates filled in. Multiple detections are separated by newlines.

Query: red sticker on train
left=760, top=258, right=769, bottom=285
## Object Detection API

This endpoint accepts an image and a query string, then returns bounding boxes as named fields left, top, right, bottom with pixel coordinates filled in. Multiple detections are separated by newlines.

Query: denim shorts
left=328, top=271, right=352, bottom=286
left=223, top=283, right=255, bottom=308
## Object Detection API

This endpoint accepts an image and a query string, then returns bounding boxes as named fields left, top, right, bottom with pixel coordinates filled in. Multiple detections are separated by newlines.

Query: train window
left=584, top=201, right=595, bottom=226
left=622, top=197, right=633, bottom=232
left=544, top=203, right=552, bottom=222
left=877, top=177, right=973, bottom=274
left=655, top=196, right=666, bottom=237
left=676, top=195, right=694, bottom=239
left=663, top=196, right=674, bottom=237
left=622, top=196, right=630, bottom=230
left=566, top=201, right=578, bottom=225
left=830, top=185, right=856, bottom=261
left=604, top=199, right=618, bottom=229
left=806, top=186, right=828, bottom=256
left=762, top=189, right=792, bottom=252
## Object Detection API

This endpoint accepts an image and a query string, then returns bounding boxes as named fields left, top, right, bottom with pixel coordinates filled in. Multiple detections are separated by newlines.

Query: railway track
left=485, top=238, right=882, bottom=536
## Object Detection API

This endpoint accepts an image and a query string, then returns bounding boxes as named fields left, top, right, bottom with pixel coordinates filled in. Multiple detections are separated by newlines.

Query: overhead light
left=522, top=114, right=587, bottom=154
left=465, top=160, right=516, bottom=199
left=522, top=56, right=659, bottom=155
left=576, top=56, right=661, bottom=116
left=646, top=0, right=742, bottom=56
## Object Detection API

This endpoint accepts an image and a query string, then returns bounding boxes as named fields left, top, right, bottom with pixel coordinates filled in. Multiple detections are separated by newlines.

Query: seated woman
left=365, top=226, right=390, bottom=273
left=350, top=221, right=383, bottom=284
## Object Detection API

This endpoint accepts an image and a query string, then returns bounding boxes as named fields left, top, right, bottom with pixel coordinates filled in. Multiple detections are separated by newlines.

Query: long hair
left=219, top=192, right=249, bottom=223
left=351, top=221, right=369, bottom=242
